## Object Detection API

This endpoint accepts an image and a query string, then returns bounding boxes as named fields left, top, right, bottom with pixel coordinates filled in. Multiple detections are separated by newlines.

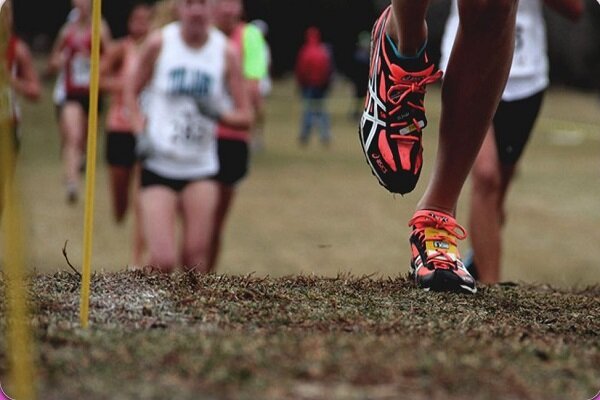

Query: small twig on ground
left=62, top=240, right=82, bottom=278
left=185, top=265, right=200, bottom=289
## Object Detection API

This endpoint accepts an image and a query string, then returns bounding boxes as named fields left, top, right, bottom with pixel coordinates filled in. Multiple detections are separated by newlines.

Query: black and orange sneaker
left=408, top=210, right=477, bottom=294
left=359, top=6, right=442, bottom=195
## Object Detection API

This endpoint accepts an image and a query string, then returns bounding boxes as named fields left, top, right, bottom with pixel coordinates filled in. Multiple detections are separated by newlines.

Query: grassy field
left=0, top=271, right=599, bottom=399
left=7, top=76, right=600, bottom=286
left=0, top=74, right=599, bottom=399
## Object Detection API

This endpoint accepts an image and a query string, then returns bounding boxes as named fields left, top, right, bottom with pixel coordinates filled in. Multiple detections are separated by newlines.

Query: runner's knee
left=471, top=162, right=501, bottom=196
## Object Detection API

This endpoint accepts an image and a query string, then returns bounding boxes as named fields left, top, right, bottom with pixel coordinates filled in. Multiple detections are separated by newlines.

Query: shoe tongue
left=424, top=227, right=458, bottom=259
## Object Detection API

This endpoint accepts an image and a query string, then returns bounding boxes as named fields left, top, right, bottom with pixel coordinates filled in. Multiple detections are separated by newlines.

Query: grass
left=0, top=271, right=598, bottom=399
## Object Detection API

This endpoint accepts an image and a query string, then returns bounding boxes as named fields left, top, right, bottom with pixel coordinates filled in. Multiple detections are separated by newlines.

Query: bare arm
left=100, top=20, right=114, bottom=52
left=544, top=0, right=584, bottom=21
left=247, top=78, right=263, bottom=121
left=12, top=40, right=41, bottom=101
left=220, top=43, right=253, bottom=129
left=100, top=40, right=125, bottom=93
left=123, top=30, right=162, bottom=133
left=46, top=26, right=67, bottom=77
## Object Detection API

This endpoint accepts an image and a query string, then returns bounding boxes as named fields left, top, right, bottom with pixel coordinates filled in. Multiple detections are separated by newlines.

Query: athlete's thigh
left=180, top=180, right=219, bottom=246
left=60, top=102, right=86, bottom=141
left=140, top=186, right=179, bottom=254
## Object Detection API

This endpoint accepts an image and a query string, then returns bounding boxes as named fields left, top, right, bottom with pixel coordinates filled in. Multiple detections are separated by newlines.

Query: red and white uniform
left=63, top=24, right=92, bottom=96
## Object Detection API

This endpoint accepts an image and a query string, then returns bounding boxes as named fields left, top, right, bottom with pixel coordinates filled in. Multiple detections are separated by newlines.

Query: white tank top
left=143, top=23, right=228, bottom=179
left=439, top=0, right=548, bottom=101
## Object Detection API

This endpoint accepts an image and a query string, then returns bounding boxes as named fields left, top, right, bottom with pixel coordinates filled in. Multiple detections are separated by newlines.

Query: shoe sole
left=410, top=262, right=477, bottom=294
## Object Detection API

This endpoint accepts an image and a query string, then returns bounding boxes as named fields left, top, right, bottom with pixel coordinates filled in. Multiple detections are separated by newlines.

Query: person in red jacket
left=295, top=27, right=333, bottom=147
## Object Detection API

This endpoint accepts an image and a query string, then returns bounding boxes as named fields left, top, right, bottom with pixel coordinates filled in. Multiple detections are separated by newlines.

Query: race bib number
left=168, top=111, right=213, bottom=152
left=71, top=54, right=91, bottom=87
left=147, top=96, right=216, bottom=162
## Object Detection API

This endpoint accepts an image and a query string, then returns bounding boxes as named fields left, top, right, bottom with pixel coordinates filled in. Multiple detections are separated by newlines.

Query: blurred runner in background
left=126, top=0, right=252, bottom=273
left=47, top=0, right=112, bottom=204
left=0, top=0, right=40, bottom=217
left=101, top=2, right=154, bottom=266
left=440, top=0, right=583, bottom=283
left=209, top=0, right=267, bottom=272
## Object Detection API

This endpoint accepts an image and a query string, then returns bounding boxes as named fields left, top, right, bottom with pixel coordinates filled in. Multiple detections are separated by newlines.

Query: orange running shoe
left=409, top=210, right=477, bottom=294
left=359, top=6, right=442, bottom=195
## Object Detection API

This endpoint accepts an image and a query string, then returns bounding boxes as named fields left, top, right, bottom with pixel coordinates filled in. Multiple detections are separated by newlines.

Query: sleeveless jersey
left=143, top=23, right=228, bottom=179
left=63, top=23, right=92, bottom=96
left=106, top=38, right=139, bottom=132
left=440, top=0, right=548, bottom=101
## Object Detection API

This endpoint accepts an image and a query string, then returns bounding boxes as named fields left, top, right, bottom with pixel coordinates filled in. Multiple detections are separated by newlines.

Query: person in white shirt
left=125, top=0, right=252, bottom=273
left=440, top=0, right=583, bottom=283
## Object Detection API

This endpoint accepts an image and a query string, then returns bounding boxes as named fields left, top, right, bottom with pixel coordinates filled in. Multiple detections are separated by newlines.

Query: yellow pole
left=0, top=0, right=36, bottom=397
left=79, top=0, right=103, bottom=328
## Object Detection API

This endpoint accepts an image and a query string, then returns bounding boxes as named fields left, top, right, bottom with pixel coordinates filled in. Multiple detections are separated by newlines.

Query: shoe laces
left=409, top=210, right=467, bottom=270
left=387, top=69, right=442, bottom=134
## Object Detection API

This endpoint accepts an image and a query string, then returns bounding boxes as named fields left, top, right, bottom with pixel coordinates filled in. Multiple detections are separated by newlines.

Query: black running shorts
left=141, top=168, right=195, bottom=193
left=106, top=131, right=136, bottom=167
left=492, top=90, right=544, bottom=165
left=211, top=139, right=249, bottom=186
left=64, top=93, right=104, bottom=115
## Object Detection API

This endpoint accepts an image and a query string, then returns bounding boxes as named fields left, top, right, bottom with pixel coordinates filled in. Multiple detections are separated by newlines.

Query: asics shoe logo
left=371, top=153, right=388, bottom=173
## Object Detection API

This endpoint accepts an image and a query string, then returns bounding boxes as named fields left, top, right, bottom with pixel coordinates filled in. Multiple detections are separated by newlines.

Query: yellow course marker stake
left=0, top=0, right=36, bottom=398
left=79, top=0, right=103, bottom=328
